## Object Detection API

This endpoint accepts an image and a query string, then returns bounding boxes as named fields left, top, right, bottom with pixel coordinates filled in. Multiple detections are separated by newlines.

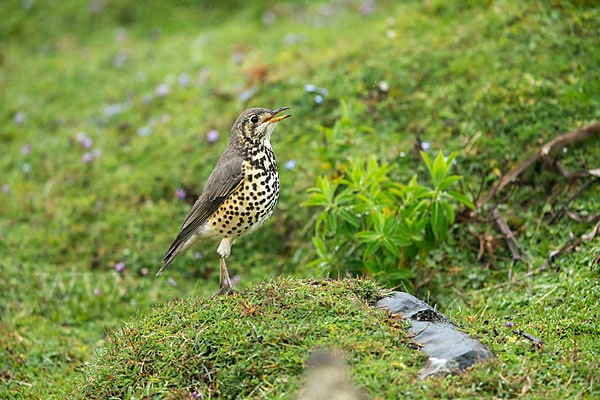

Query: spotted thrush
left=158, top=107, right=291, bottom=294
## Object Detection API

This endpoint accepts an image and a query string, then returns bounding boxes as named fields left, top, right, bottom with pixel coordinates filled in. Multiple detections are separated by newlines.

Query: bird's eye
left=250, top=115, right=259, bottom=124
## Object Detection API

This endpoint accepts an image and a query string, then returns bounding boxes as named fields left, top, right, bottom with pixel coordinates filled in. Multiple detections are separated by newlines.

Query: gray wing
left=159, top=151, right=244, bottom=273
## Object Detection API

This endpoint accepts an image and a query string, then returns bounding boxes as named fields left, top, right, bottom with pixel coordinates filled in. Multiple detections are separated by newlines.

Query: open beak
left=265, top=107, right=292, bottom=124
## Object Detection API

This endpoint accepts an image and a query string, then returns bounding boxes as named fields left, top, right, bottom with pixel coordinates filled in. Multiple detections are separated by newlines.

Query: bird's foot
left=212, top=285, right=237, bottom=298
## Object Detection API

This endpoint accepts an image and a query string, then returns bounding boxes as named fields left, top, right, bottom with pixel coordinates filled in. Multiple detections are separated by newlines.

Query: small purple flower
left=317, top=87, right=329, bottom=96
left=14, top=112, right=25, bottom=125
left=194, top=252, right=202, bottom=259
left=506, top=321, right=513, bottom=328
left=139, top=267, right=149, bottom=276
left=239, top=89, right=255, bottom=102
left=168, top=277, right=177, bottom=287
left=284, top=159, right=296, bottom=170
left=262, top=10, right=276, bottom=25
left=2, top=184, right=9, bottom=194
left=111, top=52, right=127, bottom=68
left=76, top=132, right=87, bottom=143
left=231, top=51, right=244, bottom=64
left=175, top=188, right=186, bottom=200
left=178, top=73, right=190, bottom=88
left=21, top=144, right=31, bottom=155
left=304, top=84, right=316, bottom=92
left=137, top=126, right=152, bottom=137
left=206, top=129, right=219, bottom=143
left=89, top=0, right=104, bottom=14
left=155, top=84, right=170, bottom=97
left=93, top=288, right=102, bottom=296
left=82, top=153, right=94, bottom=163
left=231, top=275, right=240, bottom=286
left=103, top=103, right=124, bottom=118
left=115, top=262, right=125, bottom=272
left=360, top=0, right=375, bottom=15
left=421, top=141, right=431, bottom=151
left=191, top=391, right=202, bottom=399
left=113, top=28, right=127, bottom=43
left=314, top=95, right=323, bottom=104
left=283, top=33, right=304, bottom=45
left=82, top=137, right=93, bottom=149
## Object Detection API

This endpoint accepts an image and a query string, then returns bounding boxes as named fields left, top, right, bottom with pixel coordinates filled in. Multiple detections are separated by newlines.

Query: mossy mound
left=72, top=278, right=422, bottom=399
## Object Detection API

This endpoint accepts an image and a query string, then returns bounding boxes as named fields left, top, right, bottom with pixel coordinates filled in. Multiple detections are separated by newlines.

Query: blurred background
left=1, top=0, right=599, bottom=398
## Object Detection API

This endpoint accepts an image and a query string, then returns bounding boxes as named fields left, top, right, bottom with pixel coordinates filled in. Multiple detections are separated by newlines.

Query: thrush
left=158, top=107, right=291, bottom=294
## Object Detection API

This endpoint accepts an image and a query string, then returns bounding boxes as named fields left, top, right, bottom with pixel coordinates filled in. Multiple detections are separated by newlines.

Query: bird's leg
left=215, top=256, right=235, bottom=296
left=215, top=238, right=235, bottom=296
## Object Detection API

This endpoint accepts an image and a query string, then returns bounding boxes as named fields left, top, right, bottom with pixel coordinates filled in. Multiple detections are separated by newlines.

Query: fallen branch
left=527, top=219, right=600, bottom=277
left=467, top=229, right=497, bottom=267
left=554, top=161, right=599, bottom=180
left=490, top=205, right=530, bottom=266
left=548, top=179, right=595, bottom=225
left=513, top=329, right=544, bottom=350
left=477, top=121, right=600, bottom=209
left=564, top=208, right=600, bottom=224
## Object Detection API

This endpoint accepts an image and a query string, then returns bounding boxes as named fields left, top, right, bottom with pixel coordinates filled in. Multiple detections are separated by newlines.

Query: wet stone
left=376, top=292, right=494, bottom=379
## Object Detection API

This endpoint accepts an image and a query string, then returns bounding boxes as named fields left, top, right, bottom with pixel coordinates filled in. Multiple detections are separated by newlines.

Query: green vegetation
left=304, top=151, right=474, bottom=286
left=1, top=0, right=599, bottom=398
left=73, top=278, right=416, bottom=399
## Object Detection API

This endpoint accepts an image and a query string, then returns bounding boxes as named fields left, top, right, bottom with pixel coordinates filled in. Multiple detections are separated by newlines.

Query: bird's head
left=231, top=107, right=291, bottom=145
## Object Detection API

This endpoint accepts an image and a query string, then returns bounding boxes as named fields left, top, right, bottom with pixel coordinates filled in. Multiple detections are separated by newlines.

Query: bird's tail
left=156, top=258, right=174, bottom=276
left=156, top=244, right=182, bottom=276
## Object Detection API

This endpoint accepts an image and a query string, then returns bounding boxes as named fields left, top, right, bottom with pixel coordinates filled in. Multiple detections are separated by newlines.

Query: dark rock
left=376, top=292, right=494, bottom=379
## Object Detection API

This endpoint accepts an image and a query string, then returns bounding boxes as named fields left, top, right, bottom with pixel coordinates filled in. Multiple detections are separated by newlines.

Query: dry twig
left=477, top=121, right=600, bottom=209
left=526, top=219, right=600, bottom=277
left=513, top=329, right=544, bottom=350
left=490, top=205, right=531, bottom=266
left=548, top=180, right=596, bottom=225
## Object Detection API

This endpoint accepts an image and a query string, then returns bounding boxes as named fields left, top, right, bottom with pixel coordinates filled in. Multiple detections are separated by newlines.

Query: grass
left=72, top=278, right=418, bottom=399
left=1, top=0, right=599, bottom=398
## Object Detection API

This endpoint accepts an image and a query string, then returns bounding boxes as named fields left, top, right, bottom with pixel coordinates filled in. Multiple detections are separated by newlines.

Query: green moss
left=72, top=278, right=417, bottom=399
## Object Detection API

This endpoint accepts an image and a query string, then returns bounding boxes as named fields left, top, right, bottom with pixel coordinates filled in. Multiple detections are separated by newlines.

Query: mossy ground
left=1, top=0, right=599, bottom=398
left=73, top=278, right=418, bottom=399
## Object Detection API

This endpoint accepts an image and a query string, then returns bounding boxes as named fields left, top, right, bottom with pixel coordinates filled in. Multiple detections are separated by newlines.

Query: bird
left=158, top=107, right=291, bottom=295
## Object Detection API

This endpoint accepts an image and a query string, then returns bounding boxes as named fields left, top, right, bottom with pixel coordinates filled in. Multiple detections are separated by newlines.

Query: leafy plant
left=303, top=151, right=475, bottom=286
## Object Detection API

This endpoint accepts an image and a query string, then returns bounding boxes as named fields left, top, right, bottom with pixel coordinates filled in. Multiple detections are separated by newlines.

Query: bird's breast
left=198, top=151, right=279, bottom=241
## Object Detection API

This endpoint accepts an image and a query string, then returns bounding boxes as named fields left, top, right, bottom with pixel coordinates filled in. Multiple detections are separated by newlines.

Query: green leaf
left=431, top=200, right=441, bottom=238
left=441, top=201, right=455, bottom=225
left=312, top=236, right=327, bottom=258
left=356, top=231, right=379, bottom=243
left=438, top=175, right=462, bottom=191
left=391, top=233, right=412, bottom=247
left=432, top=151, right=446, bottom=189
left=338, top=209, right=360, bottom=228
left=448, top=190, right=476, bottom=210
left=334, top=190, right=355, bottom=206
left=364, top=240, right=381, bottom=258
left=382, top=237, right=401, bottom=258
left=314, top=212, right=326, bottom=233
left=302, top=193, right=328, bottom=207
left=420, top=151, right=433, bottom=175
left=444, top=152, right=457, bottom=173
